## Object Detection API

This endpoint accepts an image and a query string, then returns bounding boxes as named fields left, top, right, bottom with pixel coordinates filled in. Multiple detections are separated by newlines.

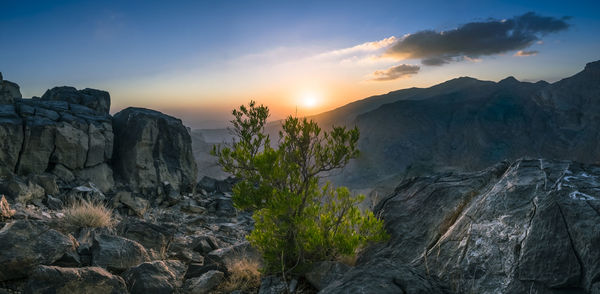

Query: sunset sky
left=1, top=0, right=599, bottom=128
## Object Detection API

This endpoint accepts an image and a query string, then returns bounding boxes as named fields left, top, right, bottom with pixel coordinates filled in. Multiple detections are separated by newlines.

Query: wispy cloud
left=370, top=64, right=420, bottom=81
left=514, top=50, right=539, bottom=56
left=316, top=37, right=397, bottom=59
left=384, top=12, right=569, bottom=65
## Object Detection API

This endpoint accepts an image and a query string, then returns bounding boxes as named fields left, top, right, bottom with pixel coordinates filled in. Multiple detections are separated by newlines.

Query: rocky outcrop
left=0, top=72, right=22, bottom=104
left=112, top=107, right=197, bottom=197
left=332, top=158, right=600, bottom=293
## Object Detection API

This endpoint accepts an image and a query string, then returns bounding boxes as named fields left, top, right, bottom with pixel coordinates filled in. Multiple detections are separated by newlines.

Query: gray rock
left=118, top=219, right=175, bottom=259
left=183, top=270, right=224, bottom=294
left=52, top=121, right=89, bottom=170
left=41, top=86, right=110, bottom=115
left=75, top=163, right=115, bottom=193
left=45, top=194, right=63, bottom=210
left=15, top=117, right=56, bottom=175
left=205, top=242, right=256, bottom=270
left=305, top=261, right=350, bottom=291
left=0, top=105, right=23, bottom=174
left=258, top=276, right=287, bottom=294
left=91, top=234, right=150, bottom=273
left=122, top=260, right=186, bottom=294
left=185, top=263, right=223, bottom=279
left=346, top=158, right=600, bottom=294
left=29, top=173, right=59, bottom=196
left=66, top=183, right=106, bottom=203
left=0, top=220, right=77, bottom=281
left=24, top=266, right=127, bottom=294
left=0, top=175, right=45, bottom=204
left=0, top=78, right=21, bottom=104
left=114, top=191, right=150, bottom=216
left=112, top=107, right=197, bottom=197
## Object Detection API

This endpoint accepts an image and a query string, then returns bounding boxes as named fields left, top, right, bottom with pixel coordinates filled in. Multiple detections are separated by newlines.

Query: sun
left=301, top=92, right=320, bottom=108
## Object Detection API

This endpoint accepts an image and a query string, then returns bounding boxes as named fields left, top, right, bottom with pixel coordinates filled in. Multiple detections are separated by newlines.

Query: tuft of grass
left=63, top=199, right=115, bottom=228
left=217, top=256, right=262, bottom=293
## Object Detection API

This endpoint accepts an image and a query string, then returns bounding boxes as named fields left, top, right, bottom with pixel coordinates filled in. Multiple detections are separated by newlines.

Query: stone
left=114, top=191, right=149, bottom=216
left=0, top=78, right=21, bottom=104
left=51, top=163, right=75, bottom=182
left=118, top=219, right=175, bottom=259
left=41, top=86, right=111, bottom=115
left=305, top=261, right=350, bottom=291
left=91, top=233, right=150, bottom=273
left=122, top=260, right=186, bottom=294
left=0, top=220, right=77, bottom=281
left=24, top=266, right=127, bottom=294
left=15, top=116, right=56, bottom=175
left=112, top=107, right=197, bottom=196
left=0, top=105, right=22, bottom=174
left=45, top=194, right=63, bottom=210
left=65, top=183, right=106, bottom=203
left=183, top=270, right=224, bottom=294
left=29, top=173, right=59, bottom=196
left=258, top=276, right=287, bottom=294
left=185, top=263, right=223, bottom=279
left=51, top=122, right=89, bottom=170
left=205, top=242, right=256, bottom=270
left=75, top=163, right=115, bottom=193
left=0, top=175, right=45, bottom=204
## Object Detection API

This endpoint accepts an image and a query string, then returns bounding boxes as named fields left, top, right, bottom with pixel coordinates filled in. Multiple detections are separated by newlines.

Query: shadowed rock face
left=333, top=158, right=600, bottom=293
left=112, top=107, right=198, bottom=196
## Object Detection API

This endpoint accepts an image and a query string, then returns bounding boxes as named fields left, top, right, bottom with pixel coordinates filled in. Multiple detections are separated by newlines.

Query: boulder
left=113, top=191, right=150, bottom=216
left=65, top=183, right=106, bottom=203
left=24, top=266, right=127, bottom=294
left=118, top=219, right=175, bottom=259
left=41, top=86, right=111, bottom=115
left=0, top=174, right=45, bottom=204
left=183, top=270, right=224, bottom=294
left=340, top=158, right=600, bottom=293
left=0, top=75, right=21, bottom=104
left=112, top=107, right=197, bottom=197
left=0, top=220, right=77, bottom=281
left=74, top=163, right=115, bottom=193
left=91, top=233, right=150, bottom=273
left=0, top=105, right=23, bottom=174
left=258, top=276, right=287, bottom=294
left=122, top=260, right=186, bottom=294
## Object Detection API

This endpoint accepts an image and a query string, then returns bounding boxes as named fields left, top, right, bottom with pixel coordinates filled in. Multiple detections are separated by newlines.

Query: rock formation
left=323, top=158, right=600, bottom=293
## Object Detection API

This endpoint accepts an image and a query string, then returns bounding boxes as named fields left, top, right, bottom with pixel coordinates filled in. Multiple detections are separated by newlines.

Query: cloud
left=370, top=64, right=420, bottom=81
left=514, top=50, right=539, bottom=56
left=317, top=36, right=397, bottom=59
left=385, top=12, right=569, bottom=66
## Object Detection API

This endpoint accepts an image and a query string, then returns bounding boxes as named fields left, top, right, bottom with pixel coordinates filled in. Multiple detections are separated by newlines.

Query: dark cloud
left=371, top=64, right=420, bottom=81
left=385, top=12, right=569, bottom=65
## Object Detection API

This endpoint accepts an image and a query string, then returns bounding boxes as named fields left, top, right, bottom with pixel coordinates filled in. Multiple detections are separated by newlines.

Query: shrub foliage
left=213, top=101, right=388, bottom=274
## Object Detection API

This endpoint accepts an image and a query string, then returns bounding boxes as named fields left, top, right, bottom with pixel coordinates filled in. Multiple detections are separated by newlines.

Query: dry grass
left=217, top=256, right=262, bottom=293
left=63, top=199, right=115, bottom=228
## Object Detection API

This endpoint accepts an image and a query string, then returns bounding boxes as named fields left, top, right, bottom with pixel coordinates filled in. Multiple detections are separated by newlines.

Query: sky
left=1, top=0, right=599, bottom=128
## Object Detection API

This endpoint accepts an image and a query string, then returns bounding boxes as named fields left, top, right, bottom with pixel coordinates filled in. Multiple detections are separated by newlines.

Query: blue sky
left=1, top=0, right=599, bottom=128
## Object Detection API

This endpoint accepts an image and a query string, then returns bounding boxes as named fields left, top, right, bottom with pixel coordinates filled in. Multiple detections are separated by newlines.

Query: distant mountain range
left=193, top=60, right=600, bottom=192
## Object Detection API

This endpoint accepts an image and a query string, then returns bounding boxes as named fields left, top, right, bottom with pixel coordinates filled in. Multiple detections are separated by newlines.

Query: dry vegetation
left=217, top=256, right=262, bottom=293
left=63, top=199, right=114, bottom=228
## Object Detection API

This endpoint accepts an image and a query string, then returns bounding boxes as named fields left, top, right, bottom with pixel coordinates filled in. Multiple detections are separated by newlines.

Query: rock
left=305, top=261, right=350, bottom=291
left=185, top=263, right=223, bottom=279
left=91, top=233, right=150, bottom=273
left=112, top=107, right=197, bottom=197
left=258, top=276, right=287, bottom=294
left=29, top=173, right=59, bottom=196
left=52, top=121, right=89, bottom=170
left=320, top=259, right=450, bottom=294
left=65, top=183, right=106, bottom=203
left=15, top=117, right=56, bottom=175
left=45, top=194, right=63, bottom=210
left=0, top=220, right=77, bottom=281
left=75, top=163, right=115, bottom=193
left=41, top=86, right=111, bottom=115
left=114, top=191, right=149, bottom=216
left=192, top=235, right=220, bottom=255
left=0, top=196, right=15, bottom=220
left=118, top=219, right=175, bottom=259
left=215, top=195, right=236, bottom=217
left=0, top=174, right=45, bottom=204
left=24, top=266, right=127, bottom=294
left=348, top=158, right=600, bottom=293
left=51, top=163, right=75, bottom=182
left=0, top=77, right=21, bottom=104
left=197, top=176, right=217, bottom=193
left=0, top=105, right=23, bottom=175
left=183, top=270, right=224, bottom=294
left=122, top=260, right=186, bottom=294
left=205, top=242, right=257, bottom=270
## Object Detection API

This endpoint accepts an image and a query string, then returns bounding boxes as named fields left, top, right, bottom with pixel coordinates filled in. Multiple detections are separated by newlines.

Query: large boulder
left=112, top=107, right=197, bottom=197
left=0, top=220, right=77, bottom=281
left=91, top=233, right=150, bottom=273
left=24, top=266, right=127, bottom=294
left=340, top=158, right=600, bottom=293
left=122, top=260, right=186, bottom=294
left=0, top=104, right=23, bottom=174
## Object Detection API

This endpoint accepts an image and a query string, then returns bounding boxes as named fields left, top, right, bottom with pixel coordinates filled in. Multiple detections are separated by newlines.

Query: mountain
left=325, top=60, right=600, bottom=191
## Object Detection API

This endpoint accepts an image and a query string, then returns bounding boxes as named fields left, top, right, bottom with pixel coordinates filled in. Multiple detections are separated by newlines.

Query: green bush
left=213, top=101, right=388, bottom=275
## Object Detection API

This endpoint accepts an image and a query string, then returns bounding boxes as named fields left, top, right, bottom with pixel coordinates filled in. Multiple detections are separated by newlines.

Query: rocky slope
left=321, top=158, right=600, bottom=293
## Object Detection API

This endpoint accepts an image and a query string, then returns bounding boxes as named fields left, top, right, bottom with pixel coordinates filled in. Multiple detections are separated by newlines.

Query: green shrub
left=213, top=101, right=388, bottom=275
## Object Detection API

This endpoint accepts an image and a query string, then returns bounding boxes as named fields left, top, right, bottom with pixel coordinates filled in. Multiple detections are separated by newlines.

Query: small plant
left=63, top=199, right=114, bottom=228
left=217, top=256, right=262, bottom=293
